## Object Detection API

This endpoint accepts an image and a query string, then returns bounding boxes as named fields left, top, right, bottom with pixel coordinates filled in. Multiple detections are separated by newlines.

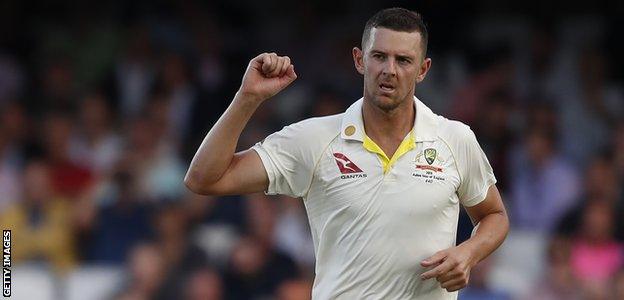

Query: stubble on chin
left=369, top=93, right=404, bottom=113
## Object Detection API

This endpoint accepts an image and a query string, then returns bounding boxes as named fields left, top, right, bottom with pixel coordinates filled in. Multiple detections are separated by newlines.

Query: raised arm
left=184, top=53, right=297, bottom=195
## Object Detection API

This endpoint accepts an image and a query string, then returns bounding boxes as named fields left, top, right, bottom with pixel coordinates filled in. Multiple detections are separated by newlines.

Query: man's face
left=353, top=27, right=431, bottom=112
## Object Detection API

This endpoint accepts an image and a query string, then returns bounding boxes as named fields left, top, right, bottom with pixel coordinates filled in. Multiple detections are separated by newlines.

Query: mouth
left=379, top=82, right=396, bottom=93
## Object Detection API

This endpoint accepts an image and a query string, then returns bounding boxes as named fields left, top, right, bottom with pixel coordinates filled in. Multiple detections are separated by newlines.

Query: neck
left=362, top=96, right=415, bottom=141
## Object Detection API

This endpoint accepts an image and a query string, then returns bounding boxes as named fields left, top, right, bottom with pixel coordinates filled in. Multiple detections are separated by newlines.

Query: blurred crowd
left=1, top=1, right=624, bottom=299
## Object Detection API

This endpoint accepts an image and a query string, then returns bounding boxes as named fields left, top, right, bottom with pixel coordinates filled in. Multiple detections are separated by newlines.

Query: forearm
left=460, top=210, right=509, bottom=266
left=185, top=53, right=296, bottom=194
left=185, top=92, right=261, bottom=188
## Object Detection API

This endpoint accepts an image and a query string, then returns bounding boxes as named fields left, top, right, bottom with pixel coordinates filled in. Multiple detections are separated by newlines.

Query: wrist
left=234, top=90, right=265, bottom=106
left=458, top=240, right=480, bottom=268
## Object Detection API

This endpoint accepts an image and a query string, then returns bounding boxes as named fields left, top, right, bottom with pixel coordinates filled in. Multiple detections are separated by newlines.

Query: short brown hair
left=362, top=8, right=428, bottom=57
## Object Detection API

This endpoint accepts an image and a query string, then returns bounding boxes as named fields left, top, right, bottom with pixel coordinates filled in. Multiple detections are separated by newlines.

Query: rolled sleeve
left=252, top=144, right=280, bottom=195
left=251, top=121, right=318, bottom=198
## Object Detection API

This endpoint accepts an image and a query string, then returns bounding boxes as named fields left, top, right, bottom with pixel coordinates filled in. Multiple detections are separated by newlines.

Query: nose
left=382, top=58, right=397, bottom=76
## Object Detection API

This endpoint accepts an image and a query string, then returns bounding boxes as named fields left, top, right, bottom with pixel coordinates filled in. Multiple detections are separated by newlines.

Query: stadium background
left=1, top=0, right=624, bottom=299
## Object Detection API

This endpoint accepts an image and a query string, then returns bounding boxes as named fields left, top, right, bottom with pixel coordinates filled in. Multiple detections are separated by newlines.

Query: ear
left=416, top=57, right=432, bottom=83
left=353, top=47, right=365, bottom=75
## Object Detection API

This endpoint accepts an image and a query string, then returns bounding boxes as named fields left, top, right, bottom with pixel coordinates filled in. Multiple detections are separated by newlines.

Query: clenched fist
left=237, top=52, right=297, bottom=103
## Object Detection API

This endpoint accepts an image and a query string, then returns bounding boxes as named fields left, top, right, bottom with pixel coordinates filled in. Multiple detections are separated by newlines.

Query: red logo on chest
left=333, top=153, right=363, bottom=174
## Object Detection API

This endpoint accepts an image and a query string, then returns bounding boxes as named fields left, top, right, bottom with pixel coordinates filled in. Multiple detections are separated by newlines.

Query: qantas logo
left=333, top=153, right=362, bottom=173
left=333, top=153, right=367, bottom=179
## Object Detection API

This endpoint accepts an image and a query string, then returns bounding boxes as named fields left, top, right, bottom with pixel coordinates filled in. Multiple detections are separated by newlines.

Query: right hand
left=237, top=52, right=297, bottom=103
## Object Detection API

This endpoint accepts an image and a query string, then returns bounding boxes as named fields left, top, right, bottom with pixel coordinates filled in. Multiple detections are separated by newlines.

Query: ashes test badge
left=414, top=147, right=445, bottom=182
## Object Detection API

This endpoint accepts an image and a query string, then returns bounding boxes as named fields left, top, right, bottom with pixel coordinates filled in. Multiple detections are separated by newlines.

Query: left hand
left=420, top=244, right=476, bottom=292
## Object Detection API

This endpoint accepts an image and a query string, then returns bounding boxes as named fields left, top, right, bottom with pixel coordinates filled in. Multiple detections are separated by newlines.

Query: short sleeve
left=252, top=122, right=318, bottom=198
left=454, top=126, right=497, bottom=207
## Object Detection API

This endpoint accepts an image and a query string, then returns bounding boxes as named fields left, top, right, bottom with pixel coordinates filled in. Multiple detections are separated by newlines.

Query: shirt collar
left=340, top=96, right=439, bottom=143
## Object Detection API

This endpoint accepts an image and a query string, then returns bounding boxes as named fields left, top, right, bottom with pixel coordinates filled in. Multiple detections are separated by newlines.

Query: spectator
left=71, top=92, right=121, bottom=177
left=450, top=47, right=514, bottom=127
left=570, top=199, right=623, bottom=293
left=509, top=127, right=580, bottom=233
left=85, top=160, right=153, bottom=264
left=224, top=236, right=299, bottom=300
left=152, top=203, right=209, bottom=300
left=0, top=53, right=24, bottom=104
left=42, top=111, right=94, bottom=200
left=0, top=100, right=29, bottom=146
left=184, top=267, right=224, bottom=300
left=0, top=101, right=29, bottom=210
left=35, top=57, right=77, bottom=113
left=0, top=159, right=76, bottom=272
left=115, top=242, right=165, bottom=300
left=110, top=24, right=156, bottom=118
left=555, top=47, right=624, bottom=165
left=277, top=279, right=313, bottom=300
left=614, top=269, right=624, bottom=300
left=556, top=156, right=622, bottom=239
left=245, top=193, right=278, bottom=246
left=124, top=114, right=186, bottom=201
left=184, top=192, right=246, bottom=232
left=473, top=95, right=514, bottom=191
left=523, top=236, right=581, bottom=300
left=0, top=124, right=21, bottom=211
left=159, top=52, right=197, bottom=144
left=273, top=196, right=315, bottom=272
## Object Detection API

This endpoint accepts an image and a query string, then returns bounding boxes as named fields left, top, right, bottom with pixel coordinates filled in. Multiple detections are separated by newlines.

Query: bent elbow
left=184, top=172, right=211, bottom=195
left=503, top=212, right=511, bottom=235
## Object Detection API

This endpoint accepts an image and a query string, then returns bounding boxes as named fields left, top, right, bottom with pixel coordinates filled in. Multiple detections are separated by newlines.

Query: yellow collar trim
left=363, top=130, right=415, bottom=173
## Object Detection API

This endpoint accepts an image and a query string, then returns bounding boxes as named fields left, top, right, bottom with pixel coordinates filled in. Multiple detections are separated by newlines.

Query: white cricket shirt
left=252, top=97, right=496, bottom=299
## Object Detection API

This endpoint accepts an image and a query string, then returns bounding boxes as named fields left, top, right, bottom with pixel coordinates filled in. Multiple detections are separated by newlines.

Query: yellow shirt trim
left=363, top=130, right=415, bottom=173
